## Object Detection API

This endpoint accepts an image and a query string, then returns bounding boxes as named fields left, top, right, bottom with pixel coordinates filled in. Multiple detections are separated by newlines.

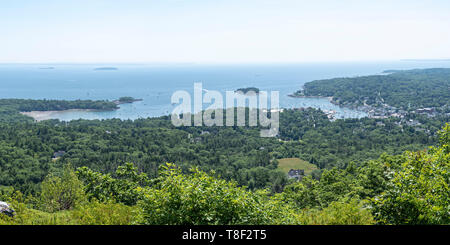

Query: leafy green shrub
left=136, top=164, right=295, bottom=225
left=70, top=200, right=137, bottom=225
left=39, top=164, right=86, bottom=212
left=297, top=199, right=374, bottom=225
left=373, top=124, right=450, bottom=224
left=76, top=163, right=149, bottom=205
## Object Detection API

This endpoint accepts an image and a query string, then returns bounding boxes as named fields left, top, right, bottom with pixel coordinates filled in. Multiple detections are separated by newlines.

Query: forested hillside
left=0, top=108, right=446, bottom=195
left=1, top=124, right=449, bottom=225
left=0, top=68, right=449, bottom=225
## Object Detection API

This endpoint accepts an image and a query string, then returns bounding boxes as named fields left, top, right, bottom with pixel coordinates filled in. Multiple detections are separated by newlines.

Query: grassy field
left=277, top=158, right=318, bottom=175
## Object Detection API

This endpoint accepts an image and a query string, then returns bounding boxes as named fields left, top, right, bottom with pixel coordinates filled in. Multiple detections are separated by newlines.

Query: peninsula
left=0, top=97, right=141, bottom=122
left=291, top=68, right=450, bottom=119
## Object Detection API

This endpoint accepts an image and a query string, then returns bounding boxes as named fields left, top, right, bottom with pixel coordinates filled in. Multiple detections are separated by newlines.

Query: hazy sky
left=1, top=0, right=450, bottom=63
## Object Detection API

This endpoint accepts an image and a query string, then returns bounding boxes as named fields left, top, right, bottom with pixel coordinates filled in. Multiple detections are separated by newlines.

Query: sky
left=1, top=0, right=450, bottom=63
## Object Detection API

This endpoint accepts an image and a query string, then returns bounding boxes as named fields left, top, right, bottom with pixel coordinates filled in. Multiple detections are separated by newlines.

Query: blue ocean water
left=1, top=61, right=450, bottom=121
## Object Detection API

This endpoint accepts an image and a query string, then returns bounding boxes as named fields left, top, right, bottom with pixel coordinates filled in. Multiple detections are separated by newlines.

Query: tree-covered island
left=235, top=87, right=260, bottom=94
left=113, top=97, right=143, bottom=104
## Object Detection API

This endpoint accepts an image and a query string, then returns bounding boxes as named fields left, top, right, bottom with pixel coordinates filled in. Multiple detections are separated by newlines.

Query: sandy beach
left=20, top=109, right=98, bottom=122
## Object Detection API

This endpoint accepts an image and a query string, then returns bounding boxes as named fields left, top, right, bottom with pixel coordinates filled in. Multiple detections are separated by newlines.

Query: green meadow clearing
left=277, top=158, right=318, bottom=175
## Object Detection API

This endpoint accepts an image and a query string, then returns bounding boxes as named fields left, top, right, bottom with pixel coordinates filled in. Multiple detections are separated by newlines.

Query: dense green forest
left=0, top=105, right=448, bottom=225
left=0, top=108, right=446, bottom=195
left=293, top=68, right=450, bottom=112
left=1, top=124, right=449, bottom=225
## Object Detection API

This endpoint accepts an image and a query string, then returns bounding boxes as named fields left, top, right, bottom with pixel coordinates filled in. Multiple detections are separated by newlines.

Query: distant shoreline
left=20, top=109, right=110, bottom=121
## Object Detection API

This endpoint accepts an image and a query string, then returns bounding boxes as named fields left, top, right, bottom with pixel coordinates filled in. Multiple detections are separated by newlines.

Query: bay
left=1, top=61, right=450, bottom=121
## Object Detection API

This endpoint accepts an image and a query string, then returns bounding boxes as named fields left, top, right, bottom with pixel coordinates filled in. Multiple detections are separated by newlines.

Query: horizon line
left=2, top=59, right=450, bottom=65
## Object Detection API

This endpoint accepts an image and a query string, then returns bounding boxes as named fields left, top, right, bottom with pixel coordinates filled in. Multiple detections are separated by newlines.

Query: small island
left=94, top=67, right=118, bottom=71
left=235, top=87, right=260, bottom=94
left=113, top=96, right=143, bottom=105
